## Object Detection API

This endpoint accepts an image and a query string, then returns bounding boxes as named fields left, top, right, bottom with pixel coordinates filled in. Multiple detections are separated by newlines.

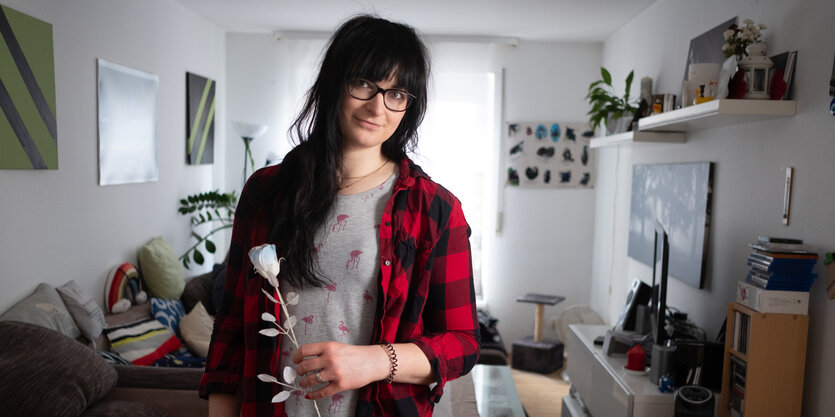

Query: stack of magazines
left=746, top=236, right=819, bottom=291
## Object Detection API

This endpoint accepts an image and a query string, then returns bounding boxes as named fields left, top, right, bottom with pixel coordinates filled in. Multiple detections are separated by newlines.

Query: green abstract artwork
left=186, top=72, right=215, bottom=165
left=0, top=5, right=57, bottom=170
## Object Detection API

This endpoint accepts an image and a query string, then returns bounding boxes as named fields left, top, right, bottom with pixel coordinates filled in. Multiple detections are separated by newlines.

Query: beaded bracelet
left=379, top=341, right=398, bottom=383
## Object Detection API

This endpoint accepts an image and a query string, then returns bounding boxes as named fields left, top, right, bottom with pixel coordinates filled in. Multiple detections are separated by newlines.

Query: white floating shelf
left=589, top=130, right=686, bottom=148
left=638, top=99, right=797, bottom=132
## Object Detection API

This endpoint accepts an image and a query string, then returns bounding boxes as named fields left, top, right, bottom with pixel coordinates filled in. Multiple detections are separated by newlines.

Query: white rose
left=722, top=43, right=730, bottom=51
left=758, top=23, right=767, bottom=30
left=724, top=29, right=735, bottom=40
left=249, top=244, right=281, bottom=288
left=743, top=18, right=754, bottom=25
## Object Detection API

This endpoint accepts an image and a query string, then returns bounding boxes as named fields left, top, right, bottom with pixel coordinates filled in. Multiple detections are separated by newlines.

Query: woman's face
left=339, top=76, right=407, bottom=153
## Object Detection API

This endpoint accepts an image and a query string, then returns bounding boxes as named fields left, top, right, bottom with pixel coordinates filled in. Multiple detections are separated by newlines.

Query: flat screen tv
left=651, top=221, right=669, bottom=346
left=628, top=162, right=713, bottom=289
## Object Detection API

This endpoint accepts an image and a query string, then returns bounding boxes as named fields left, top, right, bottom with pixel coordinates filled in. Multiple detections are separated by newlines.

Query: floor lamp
left=231, top=121, right=268, bottom=188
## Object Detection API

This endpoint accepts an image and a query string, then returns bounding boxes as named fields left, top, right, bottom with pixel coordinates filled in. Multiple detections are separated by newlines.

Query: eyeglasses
left=346, top=78, right=416, bottom=112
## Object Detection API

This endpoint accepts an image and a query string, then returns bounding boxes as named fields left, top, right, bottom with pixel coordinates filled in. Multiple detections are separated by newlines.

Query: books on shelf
left=743, top=237, right=819, bottom=293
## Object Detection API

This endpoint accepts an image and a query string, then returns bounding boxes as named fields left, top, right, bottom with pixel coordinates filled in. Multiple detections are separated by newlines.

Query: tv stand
left=563, top=324, right=674, bottom=417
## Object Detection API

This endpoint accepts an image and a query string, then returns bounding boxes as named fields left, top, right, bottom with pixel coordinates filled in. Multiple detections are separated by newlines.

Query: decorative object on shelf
left=231, top=121, right=269, bottom=187
left=97, top=59, right=159, bottom=185
left=684, top=63, right=719, bottom=108
left=739, top=42, right=773, bottom=99
left=768, top=51, right=796, bottom=100
left=640, top=77, right=653, bottom=116
left=722, top=19, right=768, bottom=61
left=682, top=17, right=736, bottom=107
left=716, top=56, right=738, bottom=99
left=585, top=67, right=638, bottom=134
left=0, top=5, right=58, bottom=170
left=504, top=121, right=594, bottom=189
left=186, top=72, right=216, bottom=165
left=178, top=190, right=237, bottom=268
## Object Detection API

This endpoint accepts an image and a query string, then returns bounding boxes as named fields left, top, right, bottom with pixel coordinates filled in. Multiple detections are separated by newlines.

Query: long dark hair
left=264, top=15, right=430, bottom=288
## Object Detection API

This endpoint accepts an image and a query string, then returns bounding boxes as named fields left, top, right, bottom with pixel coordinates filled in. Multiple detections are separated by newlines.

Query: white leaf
left=262, top=312, right=277, bottom=323
left=272, top=390, right=291, bottom=403
left=258, top=374, right=279, bottom=384
left=283, top=366, right=298, bottom=383
left=284, top=315, right=298, bottom=329
left=262, top=289, right=279, bottom=304
left=285, top=292, right=299, bottom=305
left=259, top=328, right=280, bottom=337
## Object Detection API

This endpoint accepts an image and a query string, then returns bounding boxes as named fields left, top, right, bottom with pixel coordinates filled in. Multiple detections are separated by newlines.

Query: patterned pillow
left=104, top=318, right=181, bottom=365
left=150, top=297, right=186, bottom=339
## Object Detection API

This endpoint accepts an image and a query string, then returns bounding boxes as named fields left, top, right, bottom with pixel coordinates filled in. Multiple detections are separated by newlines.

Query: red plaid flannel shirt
left=200, top=157, right=480, bottom=416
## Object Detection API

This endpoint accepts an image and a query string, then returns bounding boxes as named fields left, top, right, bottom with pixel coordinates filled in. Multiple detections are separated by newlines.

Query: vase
left=739, top=42, right=773, bottom=99
left=605, top=113, right=633, bottom=135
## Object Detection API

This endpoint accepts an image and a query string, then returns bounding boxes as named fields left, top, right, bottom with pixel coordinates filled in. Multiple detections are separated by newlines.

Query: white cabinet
left=564, top=324, right=674, bottom=417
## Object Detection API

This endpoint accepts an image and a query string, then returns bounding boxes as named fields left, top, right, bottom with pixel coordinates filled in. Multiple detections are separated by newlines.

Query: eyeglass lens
left=347, top=78, right=413, bottom=111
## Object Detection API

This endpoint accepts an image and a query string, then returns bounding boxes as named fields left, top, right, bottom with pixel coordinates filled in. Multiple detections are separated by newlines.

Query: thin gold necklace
left=340, top=160, right=389, bottom=190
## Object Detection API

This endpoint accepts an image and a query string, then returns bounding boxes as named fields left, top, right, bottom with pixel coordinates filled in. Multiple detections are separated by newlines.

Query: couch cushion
left=58, top=280, right=107, bottom=344
left=104, top=318, right=182, bottom=365
left=179, top=301, right=214, bottom=358
left=150, top=297, right=186, bottom=339
left=0, top=321, right=117, bottom=417
left=181, top=271, right=213, bottom=314
left=0, top=282, right=81, bottom=339
left=81, top=400, right=170, bottom=417
left=139, top=236, right=185, bottom=300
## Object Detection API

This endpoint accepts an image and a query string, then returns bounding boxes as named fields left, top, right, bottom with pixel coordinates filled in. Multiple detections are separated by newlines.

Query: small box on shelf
left=736, top=281, right=808, bottom=315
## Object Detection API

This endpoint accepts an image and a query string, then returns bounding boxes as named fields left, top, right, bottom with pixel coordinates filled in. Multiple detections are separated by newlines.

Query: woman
left=200, top=14, right=480, bottom=417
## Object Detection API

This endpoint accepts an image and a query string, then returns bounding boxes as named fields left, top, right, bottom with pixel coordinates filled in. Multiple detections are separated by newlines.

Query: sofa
left=0, top=260, right=219, bottom=417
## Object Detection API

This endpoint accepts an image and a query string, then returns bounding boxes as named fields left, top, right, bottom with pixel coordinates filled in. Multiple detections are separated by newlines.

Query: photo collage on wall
left=504, top=121, right=595, bottom=188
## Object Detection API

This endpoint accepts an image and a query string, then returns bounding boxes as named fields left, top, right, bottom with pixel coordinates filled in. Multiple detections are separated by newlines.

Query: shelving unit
left=719, top=302, right=808, bottom=417
left=589, top=99, right=797, bottom=148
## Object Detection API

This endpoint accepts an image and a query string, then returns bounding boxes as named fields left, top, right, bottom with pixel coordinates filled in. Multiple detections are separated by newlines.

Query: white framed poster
left=97, top=59, right=159, bottom=185
left=504, top=121, right=595, bottom=188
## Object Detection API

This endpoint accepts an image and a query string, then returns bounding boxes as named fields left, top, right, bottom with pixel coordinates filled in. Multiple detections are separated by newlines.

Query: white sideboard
left=563, top=324, right=675, bottom=417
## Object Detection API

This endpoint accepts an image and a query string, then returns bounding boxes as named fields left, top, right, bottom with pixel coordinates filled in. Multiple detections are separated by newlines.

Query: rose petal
left=258, top=374, right=279, bottom=384
left=283, top=366, right=298, bottom=383
left=262, top=312, right=277, bottom=323
left=272, top=391, right=291, bottom=403
left=259, top=328, right=281, bottom=337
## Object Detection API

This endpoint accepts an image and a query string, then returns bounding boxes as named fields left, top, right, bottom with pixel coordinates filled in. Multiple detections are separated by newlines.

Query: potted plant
left=585, top=67, right=638, bottom=135
left=178, top=190, right=237, bottom=268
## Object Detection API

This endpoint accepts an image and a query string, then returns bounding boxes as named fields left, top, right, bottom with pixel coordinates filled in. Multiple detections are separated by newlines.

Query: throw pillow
left=150, top=297, right=186, bottom=339
left=0, top=282, right=81, bottom=339
left=179, top=301, right=214, bottom=358
left=104, top=262, right=147, bottom=314
left=58, top=280, right=107, bottom=345
left=104, top=318, right=182, bottom=365
left=139, top=236, right=185, bottom=300
left=0, top=321, right=117, bottom=417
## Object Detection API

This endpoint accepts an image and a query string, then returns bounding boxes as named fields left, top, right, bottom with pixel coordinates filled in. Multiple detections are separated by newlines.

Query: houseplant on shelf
left=585, top=67, right=639, bottom=135
left=178, top=190, right=237, bottom=269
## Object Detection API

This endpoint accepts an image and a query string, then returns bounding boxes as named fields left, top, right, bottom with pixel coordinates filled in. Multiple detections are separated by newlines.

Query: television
left=651, top=221, right=669, bottom=346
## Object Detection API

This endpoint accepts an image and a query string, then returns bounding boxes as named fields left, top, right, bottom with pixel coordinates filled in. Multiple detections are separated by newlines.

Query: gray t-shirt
left=279, top=173, right=396, bottom=416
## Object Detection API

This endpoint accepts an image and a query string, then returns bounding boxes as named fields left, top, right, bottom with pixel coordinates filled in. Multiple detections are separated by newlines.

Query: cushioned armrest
left=114, top=365, right=203, bottom=390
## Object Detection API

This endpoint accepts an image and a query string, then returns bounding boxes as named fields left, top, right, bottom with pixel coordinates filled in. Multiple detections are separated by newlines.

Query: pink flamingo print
left=362, top=193, right=374, bottom=204
left=329, top=393, right=344, bottom=414
left=363, top=290, right=373, bottom=306
left=279, top=347, right=293, bottom=366
left=346, top=250, right=362, bottom=270
left=324, top=282, right=338, bottom=303
left=337, top=321, right=350, bottom=341
left=292, top=390, right=304, bottom=404
left=332, top=214, right=349, bottom=232
left=301, top=315, right=314, bottom=335
left=314, top=242, right=324, bottom=253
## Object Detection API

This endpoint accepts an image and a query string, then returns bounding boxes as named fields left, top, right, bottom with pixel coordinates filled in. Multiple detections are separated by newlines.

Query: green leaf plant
left=585, top=67, right=639, bottom=133
left=178, top=190, right=237, bottom=269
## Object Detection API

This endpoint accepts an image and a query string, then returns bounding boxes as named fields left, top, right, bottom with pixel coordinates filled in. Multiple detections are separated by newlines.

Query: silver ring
left=315, top=371, right=324, bottom=384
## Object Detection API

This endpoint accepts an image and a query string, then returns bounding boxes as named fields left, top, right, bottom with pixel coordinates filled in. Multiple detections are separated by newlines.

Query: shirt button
left=385, top=221, right=391, bottom=227
left=384, top=260, right=391, bottom=266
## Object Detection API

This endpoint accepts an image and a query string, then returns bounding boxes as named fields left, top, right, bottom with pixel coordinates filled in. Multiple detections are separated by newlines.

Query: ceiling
left=174, top=0, right=659, bottom=42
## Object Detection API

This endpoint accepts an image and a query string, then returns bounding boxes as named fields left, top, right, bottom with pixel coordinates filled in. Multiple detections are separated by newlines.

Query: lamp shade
left=231, top=121, right=268, bottom=139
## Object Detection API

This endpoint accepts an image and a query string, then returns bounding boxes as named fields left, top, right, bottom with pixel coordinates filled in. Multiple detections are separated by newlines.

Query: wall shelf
left=589, top=130, right=685, bottom=148
left=639, top=99, right=797, bottom=132
left=590, top=99, right=797, bottom=148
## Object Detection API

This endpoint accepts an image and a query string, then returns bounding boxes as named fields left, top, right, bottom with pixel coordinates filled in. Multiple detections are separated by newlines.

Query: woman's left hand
left=292, top=341, right=389, bottom=400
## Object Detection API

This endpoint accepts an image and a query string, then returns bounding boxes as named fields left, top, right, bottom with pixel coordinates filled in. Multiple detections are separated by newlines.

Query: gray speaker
left=650, top=344, right=676, bottom=385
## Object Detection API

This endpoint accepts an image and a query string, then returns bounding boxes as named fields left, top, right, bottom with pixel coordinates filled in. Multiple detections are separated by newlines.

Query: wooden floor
left=510, top=361, right=571, bottom=417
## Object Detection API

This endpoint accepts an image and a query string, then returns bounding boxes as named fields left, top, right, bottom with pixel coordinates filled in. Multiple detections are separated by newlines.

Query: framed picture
left=97, top=59, right=159, bottom=186
left=0, top=5, right=57, bottom=170
left=186, top=72, right=216, bottom=165
left=504, top=121, right=595, bottom=189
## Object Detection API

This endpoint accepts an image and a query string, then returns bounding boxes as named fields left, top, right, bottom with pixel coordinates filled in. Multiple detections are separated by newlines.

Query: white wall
left=0, top=0, right=226, bottom=313
left=486, top=42, right=602, bottom=345
left=591, top=0, right=835, bottom=415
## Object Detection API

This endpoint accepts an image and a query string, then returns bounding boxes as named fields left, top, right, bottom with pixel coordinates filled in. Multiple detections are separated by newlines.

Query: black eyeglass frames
left=346, top=78, right=416, bottom=112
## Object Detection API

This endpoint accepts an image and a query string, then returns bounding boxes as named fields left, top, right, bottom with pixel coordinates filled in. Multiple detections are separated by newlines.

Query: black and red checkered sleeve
left=411, top=194, right=480, bottom=402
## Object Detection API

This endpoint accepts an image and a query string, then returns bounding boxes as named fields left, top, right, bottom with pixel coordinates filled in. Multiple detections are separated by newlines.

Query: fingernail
left=304, top=394, right=310, bottom=399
